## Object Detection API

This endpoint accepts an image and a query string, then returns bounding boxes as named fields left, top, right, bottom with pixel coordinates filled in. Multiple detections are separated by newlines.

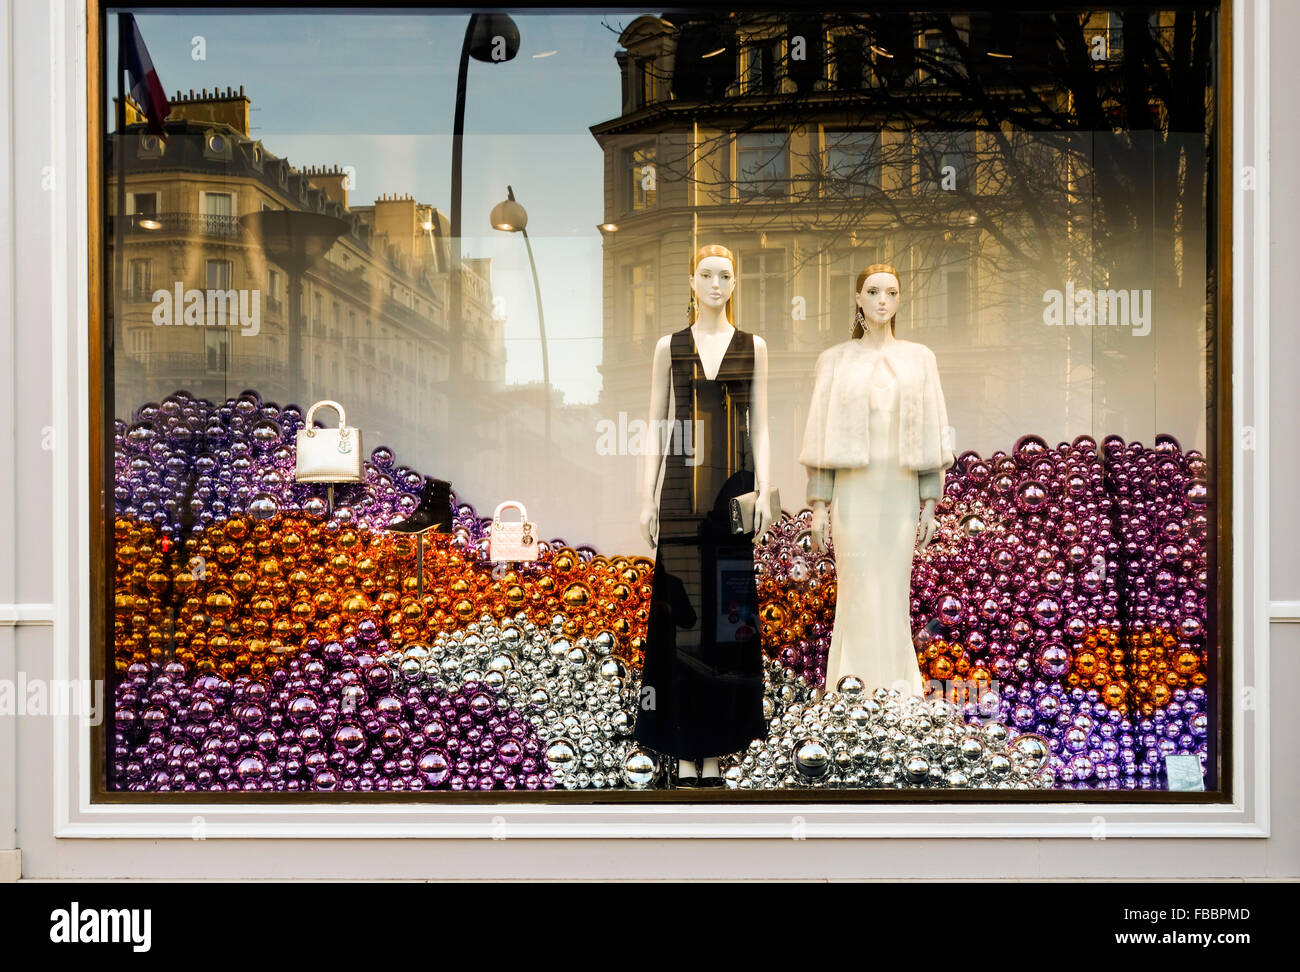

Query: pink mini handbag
left=489, top=501, right=539, bottom=562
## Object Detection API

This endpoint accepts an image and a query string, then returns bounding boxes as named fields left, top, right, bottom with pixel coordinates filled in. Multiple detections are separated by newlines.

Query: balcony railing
left=109, top=212, right=242, bottom=239
left=137, top=351, right=287, bottom=381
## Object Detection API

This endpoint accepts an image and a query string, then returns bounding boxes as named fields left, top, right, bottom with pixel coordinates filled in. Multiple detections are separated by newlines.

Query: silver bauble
left=960, top=736, right=986, bottom=763
left=835, top=674, right=866, bottom=699
left=794, top=739, right=831, bottom=780
left=1009, top=733, right=1051, bottom=770
left=545, top=739, right=576, bottom=775
left=622, top=749, right=658, bottom=789
left=904, top=753, right=930, bottom=784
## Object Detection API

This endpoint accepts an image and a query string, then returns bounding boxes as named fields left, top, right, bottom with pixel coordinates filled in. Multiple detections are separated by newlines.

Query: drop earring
left=687, top=292, right=697, bottom=324
left=851, top=305, right=865, bottom=338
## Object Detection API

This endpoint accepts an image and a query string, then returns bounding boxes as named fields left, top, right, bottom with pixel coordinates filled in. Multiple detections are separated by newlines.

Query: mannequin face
left=690, top=255, right=735, bottom=316
left=857, top=271, right=901, bottom=328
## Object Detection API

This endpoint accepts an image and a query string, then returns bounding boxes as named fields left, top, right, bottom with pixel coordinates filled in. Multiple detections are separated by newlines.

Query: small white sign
left=1164, top=754, right=1205, bottom=791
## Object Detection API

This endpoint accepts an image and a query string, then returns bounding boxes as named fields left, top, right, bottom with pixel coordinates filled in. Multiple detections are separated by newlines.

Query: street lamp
left=490, top=185, right=551, bottom=490
left=448, top=14, right=520, bottom=453
left=239, top=210, right=350, bottom=402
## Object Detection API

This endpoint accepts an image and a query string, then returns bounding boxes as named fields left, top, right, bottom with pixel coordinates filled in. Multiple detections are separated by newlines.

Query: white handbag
left=294, top=400, right=363, bottom=482
left=489, top=501, right=539, bottom=562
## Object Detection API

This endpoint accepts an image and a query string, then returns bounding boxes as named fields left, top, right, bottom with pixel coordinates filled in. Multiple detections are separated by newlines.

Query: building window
left=202, top=259, right=233, bottom=371
left=739, top=248, right=789, bottom=349
left=625, top=262, right=656, bottom=343
left=200, top=190, right=234, bottom=217
left=744, top=37, right=782, bottom=93
left=128, top=328, right=151, bottom=355
left=635, top=57, right=659, bottom=106
left=832, top=33, right=865, bottom=91
left=825, top=129, right=882, bottom=193
left=127, top=191, right=157, bottom=215
left=1105, top=12, right=1125, bottom=56
left=205, top=259, right=232, bottom=291
left=204, top=328, right=228, bottom=373
left=917, top=131, right=974, bottom=193
left=736, top=132, right=788, bottom=199
left=921, top=29, right=959, bottom=85
left=627, top=143, right=657, bottom=211
left=938, top=245, right=972, bottom=330
left=128, top=258, right=151, bottom=298
left=87, top=4, right=1229, bottom=810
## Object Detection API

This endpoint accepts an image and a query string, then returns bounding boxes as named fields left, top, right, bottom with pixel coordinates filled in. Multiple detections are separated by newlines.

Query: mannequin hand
left=639, top=502, right=658, bottom=550
left=810, top=502, right=829, bottom=552
left=917, top=500, right=938, bottom=551
left=753, top=487, right=777, bottom=539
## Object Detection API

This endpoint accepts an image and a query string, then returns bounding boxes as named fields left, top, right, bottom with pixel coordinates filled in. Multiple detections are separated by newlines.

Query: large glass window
left=825, top=129, right=882, bottom=194
left=96, top=4, right=1228, bottom=802
left=736, top=131, right=788, bottom=199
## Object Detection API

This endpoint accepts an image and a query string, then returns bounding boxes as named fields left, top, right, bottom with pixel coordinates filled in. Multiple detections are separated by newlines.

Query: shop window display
left=97, top=5, right=1226, bottom=798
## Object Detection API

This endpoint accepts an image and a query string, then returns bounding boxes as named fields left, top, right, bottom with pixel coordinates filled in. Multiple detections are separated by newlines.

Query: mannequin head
left=852, top=263, right=901, bottom=338
left=688, top=243, right=736, bottom=326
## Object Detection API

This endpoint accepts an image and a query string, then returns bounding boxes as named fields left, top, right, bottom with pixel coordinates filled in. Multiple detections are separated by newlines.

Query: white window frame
left=37, top=1, right=1270, bottom=841
left=198, top=189, right=236, bottom=217
left=125, top=189, right=157, bottom=214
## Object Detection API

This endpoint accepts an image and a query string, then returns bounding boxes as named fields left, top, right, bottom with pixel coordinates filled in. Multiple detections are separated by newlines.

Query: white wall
left=1, top=0, right=1295, bottom=880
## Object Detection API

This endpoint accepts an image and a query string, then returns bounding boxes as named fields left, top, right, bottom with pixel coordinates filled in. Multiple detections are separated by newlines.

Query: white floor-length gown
left=825, top=355, right=927, bottom=696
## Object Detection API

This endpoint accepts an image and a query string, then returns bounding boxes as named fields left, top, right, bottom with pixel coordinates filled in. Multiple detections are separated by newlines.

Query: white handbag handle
left=304, top=400, right=347, bottom=436
left=492, top=500, right=528, bottom=524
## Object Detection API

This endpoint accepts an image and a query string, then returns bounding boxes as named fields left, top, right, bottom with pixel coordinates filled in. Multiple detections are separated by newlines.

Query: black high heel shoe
left=388, top=477, right=454, bottom=534
left=675, top=758, right=699, bottom=789
left=697, top=755, right=724, bottom=787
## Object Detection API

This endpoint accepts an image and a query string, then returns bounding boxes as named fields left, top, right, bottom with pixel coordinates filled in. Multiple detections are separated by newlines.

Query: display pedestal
left=417, top=532, right=426, bottom=597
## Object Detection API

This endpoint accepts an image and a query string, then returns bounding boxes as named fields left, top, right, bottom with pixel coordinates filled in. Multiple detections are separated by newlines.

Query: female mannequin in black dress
left=633, top=243, right=775, bottom=787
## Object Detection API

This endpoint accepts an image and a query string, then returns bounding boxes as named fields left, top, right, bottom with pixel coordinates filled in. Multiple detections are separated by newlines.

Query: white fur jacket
left=799, top=337, right=954, bottom=474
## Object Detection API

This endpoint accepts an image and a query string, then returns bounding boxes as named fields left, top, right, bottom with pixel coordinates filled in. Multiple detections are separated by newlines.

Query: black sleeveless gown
left=633, top=326, right=767, bottom=761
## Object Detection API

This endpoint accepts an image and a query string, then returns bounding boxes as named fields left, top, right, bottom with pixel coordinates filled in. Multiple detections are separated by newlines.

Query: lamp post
left=490, top=186, right=550, bottom=434
left=491, top=185, right=552, bottom=499
left=448, top=14, right=519, bottom=450
left=239, top=210, right=350, bottom=403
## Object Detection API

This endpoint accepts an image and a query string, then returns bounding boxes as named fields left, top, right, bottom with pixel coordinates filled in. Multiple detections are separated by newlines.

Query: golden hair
left=852, top=262, right=902, bottom=338
left=688, top=243, right=737, bottom=326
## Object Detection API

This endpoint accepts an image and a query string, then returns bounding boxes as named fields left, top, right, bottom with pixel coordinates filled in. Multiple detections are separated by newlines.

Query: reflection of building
left=107, top=86, right=504, bottom=472
left=466, top=383, right=605, bottom=539
left=590, top=12, right=1207, bottom=537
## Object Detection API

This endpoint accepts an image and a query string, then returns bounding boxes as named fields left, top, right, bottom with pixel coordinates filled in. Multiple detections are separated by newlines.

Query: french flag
left=121, top=13, right=171, bottom=141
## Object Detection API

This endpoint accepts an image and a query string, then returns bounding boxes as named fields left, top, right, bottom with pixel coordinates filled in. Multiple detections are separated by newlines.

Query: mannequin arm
left=806, top=467, right=835, bottom=505
left=639, top=335, right=672, bottom=548
left=810, top=499, right=830, bottom=552
left=918, top=468, right=944, bottom=502
left=750, top=335, right=775, bottom=536
left=917, top=498, right=938, bottom=550
left=915, top=468, right=944, bottom=551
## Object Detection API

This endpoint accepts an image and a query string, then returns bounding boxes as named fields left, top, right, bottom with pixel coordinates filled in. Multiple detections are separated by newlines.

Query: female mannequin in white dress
left=798, top=264, right=954, bottom=696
